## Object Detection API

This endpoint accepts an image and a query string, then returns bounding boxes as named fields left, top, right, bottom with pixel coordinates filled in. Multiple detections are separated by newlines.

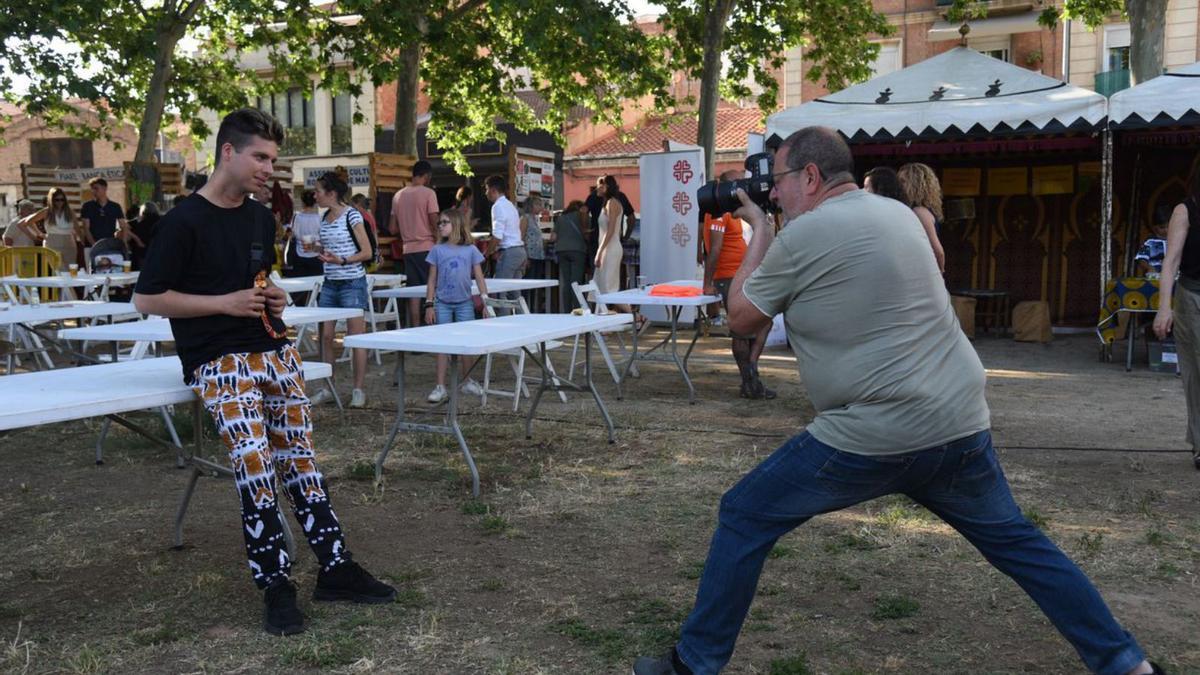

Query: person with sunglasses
left=424, top=210, right=489, bottom=403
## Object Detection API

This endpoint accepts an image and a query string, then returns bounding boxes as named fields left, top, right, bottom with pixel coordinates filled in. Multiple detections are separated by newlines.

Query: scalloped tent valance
left=1108, top=61, right=1200, bottom=130
left=766, top=47, right=1108, bottom=143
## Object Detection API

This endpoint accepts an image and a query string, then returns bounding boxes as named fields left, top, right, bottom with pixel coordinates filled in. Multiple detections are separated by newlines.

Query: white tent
left=766, top=47, right=1107, bottom=143
left=1108, top=61, right=1200, bottom=129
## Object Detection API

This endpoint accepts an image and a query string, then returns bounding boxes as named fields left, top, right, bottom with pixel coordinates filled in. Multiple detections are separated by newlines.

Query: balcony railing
left=1094, top=69, right=1131, bottom=98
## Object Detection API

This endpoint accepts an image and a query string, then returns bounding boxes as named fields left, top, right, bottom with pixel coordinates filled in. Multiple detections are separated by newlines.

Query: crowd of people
left=2, top=176, right=193, bottom=274
left=8, top=104, right=1185, bottom=675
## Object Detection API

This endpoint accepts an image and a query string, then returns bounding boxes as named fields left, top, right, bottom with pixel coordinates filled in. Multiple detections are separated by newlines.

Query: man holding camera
left=703, top=170, right=774, bottom=400
left=633, top=127, right=1161, bottom=675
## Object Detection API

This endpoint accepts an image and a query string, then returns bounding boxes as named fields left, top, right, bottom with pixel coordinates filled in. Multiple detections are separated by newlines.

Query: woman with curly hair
left=898, top=163, right=947, bottom=274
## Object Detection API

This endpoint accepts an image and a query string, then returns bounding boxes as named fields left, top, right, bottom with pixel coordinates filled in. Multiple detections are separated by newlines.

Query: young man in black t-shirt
left=134, top=109, right=395, bottom=636
left=79, top=177, right=127, bottom=246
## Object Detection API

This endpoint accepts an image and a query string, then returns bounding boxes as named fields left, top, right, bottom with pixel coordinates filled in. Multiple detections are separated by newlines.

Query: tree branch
left=442, top=0, right=488, bottom=26
left=179, top=0, right=208, bottom=25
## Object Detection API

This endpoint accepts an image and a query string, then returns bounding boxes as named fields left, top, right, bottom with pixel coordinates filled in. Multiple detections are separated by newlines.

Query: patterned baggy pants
left=191, top=344, right=348, bottom=589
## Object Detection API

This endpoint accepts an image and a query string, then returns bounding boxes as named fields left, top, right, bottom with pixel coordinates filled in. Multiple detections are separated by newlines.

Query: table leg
left=1126, top=313, right=1138, bottom=372
left=585, top=333, right=616, bottom=443
left=96, top=417, right=111, bottom=464
left=375, top=351, right=408, bottom=483
left=668, top=306, right=697, bottom=404
left=158, top=406, right=185, bottom=468
left=615, top=322, right=637, bottom=401
left=525, top=342, right=550, bottom=440
left=448, top=355, right=480, bottom=497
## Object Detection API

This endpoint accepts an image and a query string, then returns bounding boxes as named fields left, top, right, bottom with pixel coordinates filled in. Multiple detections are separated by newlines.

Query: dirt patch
left=0, top=333, right=1197, bottom=673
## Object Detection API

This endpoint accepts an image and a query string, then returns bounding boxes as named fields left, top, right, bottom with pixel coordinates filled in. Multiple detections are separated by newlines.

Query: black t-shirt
left=1181, top=199, right=1200, bottom=282
left=135, top=193, right=288, bottom=382
left=80, top=200, right=124, bottom=242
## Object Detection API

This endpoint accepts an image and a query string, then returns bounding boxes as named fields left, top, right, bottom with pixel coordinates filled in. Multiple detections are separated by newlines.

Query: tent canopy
left=766, top=47, right=1107, bottom=144
left=1108, top=61, right=1200, bottom=129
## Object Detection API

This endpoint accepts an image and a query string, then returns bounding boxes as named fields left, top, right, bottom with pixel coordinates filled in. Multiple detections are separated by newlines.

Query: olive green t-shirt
left=743, top=189, right=990, bottom=455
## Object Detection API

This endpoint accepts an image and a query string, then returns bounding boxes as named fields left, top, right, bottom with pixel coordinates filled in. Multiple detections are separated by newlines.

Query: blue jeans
left=318, top=276, right=369, bottom=310
left=435, top=299, right=475, bottom=324
left=676, top=430, right=1145, bottom=675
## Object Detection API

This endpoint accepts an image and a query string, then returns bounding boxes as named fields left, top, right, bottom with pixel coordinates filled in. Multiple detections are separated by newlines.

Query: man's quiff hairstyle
left=214, top=108, right=285, bottom=167
left=779, top=127, right=855, bottom=184
left=484, top=174, right=507, bottom=195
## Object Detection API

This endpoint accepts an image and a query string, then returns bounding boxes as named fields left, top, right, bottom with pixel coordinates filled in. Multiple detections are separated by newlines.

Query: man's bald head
left=778, top=127, right=854, bottom=185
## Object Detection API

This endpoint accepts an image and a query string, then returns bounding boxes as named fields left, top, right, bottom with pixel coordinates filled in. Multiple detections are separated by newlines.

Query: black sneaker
left=1150, top=661, right=1167, bottom=674
left=1193, top=453, right=1200, bottom=471
left=632, top=649, right=692, bottom=675
left=263, top=579, right=305, bottom=636
left=313, top=560, right=397, bottom=604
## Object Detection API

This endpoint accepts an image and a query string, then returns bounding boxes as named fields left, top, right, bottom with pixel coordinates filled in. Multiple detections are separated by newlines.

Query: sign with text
left=1032, top=165, right=1074, bottom=195
left=639, top=149, right=705, bottom=323
left=987, top=167, right=1028, bottom=196
left=941, top=168, right=981, bottom=197
left=53, top=166, right=126, bottom=183
left=304, top=165, right=371, bottom=188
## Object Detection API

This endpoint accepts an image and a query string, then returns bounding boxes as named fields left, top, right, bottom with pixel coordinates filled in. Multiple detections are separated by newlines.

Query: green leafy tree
left=658, top=0, right=892, bottom=176
left=1038, top=0, right=1168, bottom=85
left=312, top=0, right=673, bottom=173
left=948, top=0, right=1169, bottom=86
left=0, top=0, right=321, bottom=162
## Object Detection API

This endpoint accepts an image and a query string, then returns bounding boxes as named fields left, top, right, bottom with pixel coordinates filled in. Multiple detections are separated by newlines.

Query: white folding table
left=274, top=273, right=406, bottom=297
left=58, top=306, right=364, bottom=342
left=598, top=281, right=720, bottom=404
left=345, top=312, right=632, bottom=496
left=372, top=277, right=557, bottom=300
left=0, top=301, right=141, bottom=370
left=0, top=356, right=333, bottom=550
left=1, top=272, right=139, bottom=303
left=57, top=306, right=362, bottom=434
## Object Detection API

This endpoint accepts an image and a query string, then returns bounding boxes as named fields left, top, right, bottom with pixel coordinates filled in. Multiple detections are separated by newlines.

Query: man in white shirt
left=486, top=174, right=526, bottom=301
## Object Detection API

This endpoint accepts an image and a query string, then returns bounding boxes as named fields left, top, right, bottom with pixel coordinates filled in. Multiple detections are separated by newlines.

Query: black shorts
left=713, top=278, right=754, bottom=339
left=713, top=278, right=733, bottom=309
left=403, top=251, right=431, bottom=286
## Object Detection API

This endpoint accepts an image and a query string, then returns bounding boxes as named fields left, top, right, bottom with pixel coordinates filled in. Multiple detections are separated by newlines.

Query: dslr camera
left=697, top=152, right=775, bottom=216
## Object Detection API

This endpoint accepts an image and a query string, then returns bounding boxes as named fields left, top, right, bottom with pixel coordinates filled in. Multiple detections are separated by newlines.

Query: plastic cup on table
left=121, top=260, right=132, bottom=272
left=637, top=275, right=647, bottom=291
left=68, top=264, right=78, bottom=277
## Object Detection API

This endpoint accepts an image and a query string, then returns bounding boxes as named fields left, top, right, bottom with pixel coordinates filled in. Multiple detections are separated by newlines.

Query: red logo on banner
left=671, top=192, right=692, bottom=216
left=671, top=222, right=691, bottom=247
left=672, top=160, right=694, bottom=184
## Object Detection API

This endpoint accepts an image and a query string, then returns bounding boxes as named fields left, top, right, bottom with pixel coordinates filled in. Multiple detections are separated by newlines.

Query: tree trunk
left=135, top=25, right=185, bottom=163
left=696, top=0, right=735, bottom=179
left=1128, top=0, right=1168, bottom=85
left=393, top=40, right=422, bottom=156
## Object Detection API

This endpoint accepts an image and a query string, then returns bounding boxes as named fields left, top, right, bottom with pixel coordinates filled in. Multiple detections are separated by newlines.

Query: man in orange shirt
left=389, top=161, right=440, bottom=325
left=703, top=170, right=775, bottom=399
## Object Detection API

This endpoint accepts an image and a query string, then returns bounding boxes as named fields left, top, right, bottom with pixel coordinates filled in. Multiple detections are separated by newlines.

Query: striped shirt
left=319, top=206, right=366, bottom=280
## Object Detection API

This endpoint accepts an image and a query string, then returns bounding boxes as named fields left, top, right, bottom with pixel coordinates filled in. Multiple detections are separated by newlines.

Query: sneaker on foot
left=461, top=378, right=484, bottom=397
left=427, top=384, right=447, bottom=403
left=349, top=388, right=366, bottom=408
left=632, top=649, right=690, bottom=675
left=308, top=388, right=334, bottom=406
left=263, top=579, right=305, bottom=636
left=313, top=560, right=397, bottom=604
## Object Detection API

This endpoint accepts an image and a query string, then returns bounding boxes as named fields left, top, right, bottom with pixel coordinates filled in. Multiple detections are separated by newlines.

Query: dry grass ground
left=0, top=331, right=1197, bottom=674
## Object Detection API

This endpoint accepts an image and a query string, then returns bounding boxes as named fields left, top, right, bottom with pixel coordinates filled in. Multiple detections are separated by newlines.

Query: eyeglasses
left=771, top=164, right=825, bottom=183
left=437, top=219, right=452, bottom=225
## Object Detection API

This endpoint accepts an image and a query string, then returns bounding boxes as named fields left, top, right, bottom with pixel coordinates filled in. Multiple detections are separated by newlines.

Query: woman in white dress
left=11, top=188, right=80, bottom=270
left=593, top=175, right=633, bottom=314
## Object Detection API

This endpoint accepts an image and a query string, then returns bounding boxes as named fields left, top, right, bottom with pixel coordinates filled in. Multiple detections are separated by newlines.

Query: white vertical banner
left=638, top=149, right=706, bottom=323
